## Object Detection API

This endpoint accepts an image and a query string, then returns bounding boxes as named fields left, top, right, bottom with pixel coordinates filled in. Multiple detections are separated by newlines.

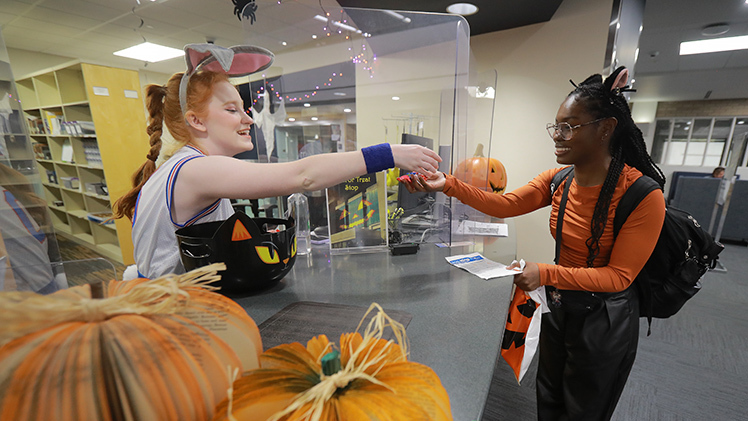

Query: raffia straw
left=265, top=303, right=409, bottom=421
left=0, top=263, right=226, bottom=347
left=226, top=365, right=240, bottom=421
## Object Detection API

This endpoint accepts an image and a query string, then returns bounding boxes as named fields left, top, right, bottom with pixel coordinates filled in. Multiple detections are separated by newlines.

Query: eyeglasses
left=546, top=118, right=607, bottom=141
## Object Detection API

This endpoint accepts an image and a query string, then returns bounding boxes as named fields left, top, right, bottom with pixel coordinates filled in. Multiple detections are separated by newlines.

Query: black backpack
left=551, top=167, right=724, bottom=332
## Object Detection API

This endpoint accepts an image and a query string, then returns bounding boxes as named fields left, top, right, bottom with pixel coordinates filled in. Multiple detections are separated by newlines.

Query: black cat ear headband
left=608, top=67, right=635, bottom=96
left=569, top=66, right=636, bottom=97
left=178, top=43, right=274, bottom=114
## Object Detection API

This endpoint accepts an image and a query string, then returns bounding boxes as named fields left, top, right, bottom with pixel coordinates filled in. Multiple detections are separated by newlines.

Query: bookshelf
left=16, top=63, right=149, bottom=265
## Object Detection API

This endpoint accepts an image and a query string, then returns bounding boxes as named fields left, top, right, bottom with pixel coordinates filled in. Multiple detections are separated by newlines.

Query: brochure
left=445, top=252, right=523, bottom=280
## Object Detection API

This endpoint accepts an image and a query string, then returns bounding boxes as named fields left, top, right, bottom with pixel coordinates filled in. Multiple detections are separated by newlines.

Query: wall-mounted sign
left=92, top=86, right=109, bottom=96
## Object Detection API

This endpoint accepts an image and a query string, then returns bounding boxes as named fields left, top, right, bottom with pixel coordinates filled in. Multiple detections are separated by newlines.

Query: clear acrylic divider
left=1, top=257, right=118, bottom=294
left=230, top=1, right=510, bottom=258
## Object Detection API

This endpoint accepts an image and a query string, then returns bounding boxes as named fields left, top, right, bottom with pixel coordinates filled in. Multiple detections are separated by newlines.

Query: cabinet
left=16, top=63, right=149, bottom=265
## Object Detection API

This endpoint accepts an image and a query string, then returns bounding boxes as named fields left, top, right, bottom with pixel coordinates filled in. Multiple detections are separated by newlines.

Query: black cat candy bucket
left=175, top=211, right=297, bottom=294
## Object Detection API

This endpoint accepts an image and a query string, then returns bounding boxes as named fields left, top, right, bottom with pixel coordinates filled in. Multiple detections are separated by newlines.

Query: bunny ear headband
left=178, top=43, right=274, bottom=114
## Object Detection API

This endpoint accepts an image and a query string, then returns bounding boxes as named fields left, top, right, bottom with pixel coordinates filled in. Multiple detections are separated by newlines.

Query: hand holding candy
left=396, top=172, right=427, bottom=183
left=398, top=171, right=446, bottom=193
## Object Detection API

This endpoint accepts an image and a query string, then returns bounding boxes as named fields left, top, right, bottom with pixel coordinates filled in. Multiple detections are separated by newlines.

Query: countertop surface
left=232, top=230, right=517, bottom=421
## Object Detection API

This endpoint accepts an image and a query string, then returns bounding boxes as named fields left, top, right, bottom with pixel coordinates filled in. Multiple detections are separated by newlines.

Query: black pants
left=536, top=285, right=640, bottom=421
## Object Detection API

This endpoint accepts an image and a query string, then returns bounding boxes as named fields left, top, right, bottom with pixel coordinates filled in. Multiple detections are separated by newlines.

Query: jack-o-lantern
left=453, top=144, right=507, bottom=194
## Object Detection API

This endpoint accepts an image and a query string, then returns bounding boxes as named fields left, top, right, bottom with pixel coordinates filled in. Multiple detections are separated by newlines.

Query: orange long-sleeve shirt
left=443, top=165, right=666, bottom=292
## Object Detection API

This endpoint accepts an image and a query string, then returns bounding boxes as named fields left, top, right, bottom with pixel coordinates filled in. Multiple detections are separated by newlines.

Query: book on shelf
left=27, top=117, right=45, bottom=134
left=43, top=111, right=62, bottom=136
left=60, top=139, right=74, bottom=163
left=63, top=121, right=95, bottom=136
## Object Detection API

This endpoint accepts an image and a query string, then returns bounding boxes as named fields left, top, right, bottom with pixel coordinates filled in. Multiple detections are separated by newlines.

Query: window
left=651, top=117, right=748, bottom=168
left=726, top=118, right=748, bottom=168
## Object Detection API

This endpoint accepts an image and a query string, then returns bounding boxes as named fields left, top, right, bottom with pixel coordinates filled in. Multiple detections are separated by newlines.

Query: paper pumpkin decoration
left=108, top=273, right=263, bottom=371
left=453, top=143, right=507, bottom=194
left=212, top=304, right=453, bottom=421
left=0, top=264, right=260, bottom=421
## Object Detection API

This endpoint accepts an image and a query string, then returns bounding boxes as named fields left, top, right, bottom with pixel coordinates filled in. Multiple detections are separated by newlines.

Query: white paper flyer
left=445, top=252, right=522, bottom=280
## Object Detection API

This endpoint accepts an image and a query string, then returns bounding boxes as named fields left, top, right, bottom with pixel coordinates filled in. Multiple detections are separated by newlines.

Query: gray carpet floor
left=480, top=242, right=748, bottom=421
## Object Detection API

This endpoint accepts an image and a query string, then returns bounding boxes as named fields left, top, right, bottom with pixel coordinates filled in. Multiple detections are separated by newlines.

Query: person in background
left=711, top=166, right=725, bottom=178
left=0, top=162, right=66, bottom=293
left=114, top=44, right=440, bottom=279
left=401, top=66, right=666, bottom=420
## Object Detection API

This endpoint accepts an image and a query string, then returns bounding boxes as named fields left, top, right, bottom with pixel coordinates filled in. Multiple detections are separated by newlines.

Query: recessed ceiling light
left=312, top=35, right=318, bottom=39
left=680, top=34, right=748, bottom=55
left=446, top=3, right=479, bottom=16
left=113, top=42, right=183, bottom=63
left=288, top=117, right=296, bottom=122
left=343, top=108, right=352, bottom=113
left=304, top=103, right=311, bottom=107
left=281, top=41, right=288, bottom=46
left=311, top=117, right=319, bottom=121
left=701, top=23, right=730, bottom=37
left=391, top=96, right=400, bottom=101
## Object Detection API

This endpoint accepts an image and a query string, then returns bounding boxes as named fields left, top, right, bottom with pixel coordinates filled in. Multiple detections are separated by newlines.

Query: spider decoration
left=233, top=0, right=258, bottom=23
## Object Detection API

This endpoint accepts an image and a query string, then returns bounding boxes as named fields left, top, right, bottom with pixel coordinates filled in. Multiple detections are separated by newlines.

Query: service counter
left=232, top=220, right=517, bottom=421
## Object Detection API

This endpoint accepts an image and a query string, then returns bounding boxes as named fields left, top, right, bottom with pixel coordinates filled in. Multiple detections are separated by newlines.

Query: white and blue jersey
left=0, top=189, right=63, bottom=293
left=132, top=145, right=232, bottom=278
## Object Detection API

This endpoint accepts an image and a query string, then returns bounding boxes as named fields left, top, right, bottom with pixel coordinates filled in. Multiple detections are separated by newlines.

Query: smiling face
left=198, top=80, right=254, bottom=156
left=552, top=95, right=611, bottom=167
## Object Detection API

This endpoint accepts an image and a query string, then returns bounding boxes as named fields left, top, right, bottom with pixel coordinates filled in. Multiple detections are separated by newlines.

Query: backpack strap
left=553, top=167, right=574, bottom=265
left=550, top=166, right=574, bottom=196
left=612, top=175, right=660, bottom=237
left=612, top=174, right=661, bottom=335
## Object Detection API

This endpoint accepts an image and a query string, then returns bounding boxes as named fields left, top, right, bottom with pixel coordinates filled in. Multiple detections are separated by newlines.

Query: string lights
left=245, top=4, right=383, bottom=106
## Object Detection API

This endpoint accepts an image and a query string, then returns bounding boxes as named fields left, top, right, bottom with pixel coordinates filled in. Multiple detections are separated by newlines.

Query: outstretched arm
left=172, top=144, right=440, bottom=224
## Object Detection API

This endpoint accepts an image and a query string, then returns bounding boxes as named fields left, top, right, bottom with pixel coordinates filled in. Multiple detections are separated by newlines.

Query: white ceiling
left=1, top=0, right=748, bottom=103
left=634, top=0, right=748, bottom=102
left=0, top=0, right=344, bottom=76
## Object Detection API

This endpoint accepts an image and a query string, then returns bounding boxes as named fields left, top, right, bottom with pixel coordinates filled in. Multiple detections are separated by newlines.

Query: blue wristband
left=361, top=143, right=395, bottom=174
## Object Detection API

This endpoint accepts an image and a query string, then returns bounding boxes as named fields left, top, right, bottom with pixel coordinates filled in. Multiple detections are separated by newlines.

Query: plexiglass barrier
left=1, top=258, right=118, bottom=294
left=229, top=1, right=505, bottom=254
left=1, top=29, right=80, bottom=294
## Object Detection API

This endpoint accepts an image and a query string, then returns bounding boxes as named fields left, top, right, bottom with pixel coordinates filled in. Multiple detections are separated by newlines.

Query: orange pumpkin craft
left=453, top=143, right=507, bottom=194
left=212, top=303, right=453, bottom=421
left=0, top=264, right=262, bottom=421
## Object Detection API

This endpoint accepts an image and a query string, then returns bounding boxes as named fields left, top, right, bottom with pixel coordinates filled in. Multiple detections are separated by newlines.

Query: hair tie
left=155, top=123, right=183, bottom=168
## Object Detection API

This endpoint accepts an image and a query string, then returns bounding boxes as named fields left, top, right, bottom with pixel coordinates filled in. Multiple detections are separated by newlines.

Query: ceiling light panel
left=680, top=35, right=748, bottom=55
left=113, top=42, right=184, bottom=62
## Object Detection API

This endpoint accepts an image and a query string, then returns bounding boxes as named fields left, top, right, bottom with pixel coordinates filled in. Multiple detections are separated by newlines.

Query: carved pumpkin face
left=453, top=156, right=507, bottom=194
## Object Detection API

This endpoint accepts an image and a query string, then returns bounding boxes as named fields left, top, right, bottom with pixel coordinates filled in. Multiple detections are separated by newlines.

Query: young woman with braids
left=114, top=44, right=440, bottom=279
left=401, top=66, right=666, bottom=420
